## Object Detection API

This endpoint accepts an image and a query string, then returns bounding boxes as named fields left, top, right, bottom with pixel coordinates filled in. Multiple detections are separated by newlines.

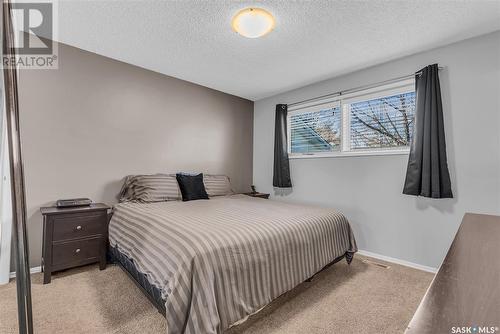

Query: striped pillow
left=119, top=174, right=181, bottom=202
left=203, top=174, right=234, bottom=197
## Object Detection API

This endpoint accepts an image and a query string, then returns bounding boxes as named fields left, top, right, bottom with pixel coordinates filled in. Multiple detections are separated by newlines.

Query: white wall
left=0, top=89, right=13, bottom=284
left=253, top=32, right=500, bottom=269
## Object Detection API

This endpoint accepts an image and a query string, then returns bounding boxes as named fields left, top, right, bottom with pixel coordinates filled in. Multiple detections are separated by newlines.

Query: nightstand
left=40, top=203, right=110, bottom=284
left=244, top=192, right=270, bottom=199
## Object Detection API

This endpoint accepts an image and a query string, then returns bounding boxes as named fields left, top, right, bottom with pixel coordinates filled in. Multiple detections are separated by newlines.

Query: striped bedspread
left=109, top=194, right=357, bottom=334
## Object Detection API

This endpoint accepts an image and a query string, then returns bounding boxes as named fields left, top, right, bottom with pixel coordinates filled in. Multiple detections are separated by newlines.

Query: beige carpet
left=0, top=255, right=432, bottom=334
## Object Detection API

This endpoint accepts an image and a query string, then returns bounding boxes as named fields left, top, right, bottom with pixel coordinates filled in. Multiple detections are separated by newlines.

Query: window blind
left=289, top=107, right=341, bottom=153
left=287, top=79, right=416, bottom=157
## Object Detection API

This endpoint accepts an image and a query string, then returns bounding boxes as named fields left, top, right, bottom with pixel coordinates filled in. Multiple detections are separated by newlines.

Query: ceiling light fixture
left=231, top=8, right=275, bottom=38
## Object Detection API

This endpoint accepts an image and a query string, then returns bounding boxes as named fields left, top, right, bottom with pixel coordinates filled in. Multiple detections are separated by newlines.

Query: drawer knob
left=76, top=225, right=82, bottom=230
left=75, top=248, right=81, bottom=254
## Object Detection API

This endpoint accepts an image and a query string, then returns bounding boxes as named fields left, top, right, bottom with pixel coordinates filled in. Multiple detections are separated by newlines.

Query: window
left=288, top=79, right=415, bottom=158
left=289, top=102, right=341, bottom=154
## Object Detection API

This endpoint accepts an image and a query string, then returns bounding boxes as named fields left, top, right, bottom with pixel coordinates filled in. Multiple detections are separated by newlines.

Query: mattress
left=109, top=194, right=357, bottom=334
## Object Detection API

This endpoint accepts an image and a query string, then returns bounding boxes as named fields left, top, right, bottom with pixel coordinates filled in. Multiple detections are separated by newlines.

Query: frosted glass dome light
left=231, top=8, right=275, bottom=38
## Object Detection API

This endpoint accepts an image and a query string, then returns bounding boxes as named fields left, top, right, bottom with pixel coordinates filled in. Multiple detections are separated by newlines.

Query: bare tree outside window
left=350, top=92, right=415, bottom=149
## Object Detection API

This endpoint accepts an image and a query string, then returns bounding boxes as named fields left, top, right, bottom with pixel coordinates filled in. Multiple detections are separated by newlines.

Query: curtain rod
left=288, top=66, right=444, bottom=108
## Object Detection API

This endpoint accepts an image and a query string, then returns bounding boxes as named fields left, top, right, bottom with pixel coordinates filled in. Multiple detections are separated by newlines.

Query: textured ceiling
left=47, top=1, right=500, bottom=100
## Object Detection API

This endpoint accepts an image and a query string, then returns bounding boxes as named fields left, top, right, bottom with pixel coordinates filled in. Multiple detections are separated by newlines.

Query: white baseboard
left=357, top=249, right=437, bottom=274
left=9, top=266, right=42, bottom=279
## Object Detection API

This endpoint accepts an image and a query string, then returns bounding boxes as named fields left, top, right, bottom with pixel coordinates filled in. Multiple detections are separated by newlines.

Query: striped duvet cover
left=109, top=194, right=357, bottom=334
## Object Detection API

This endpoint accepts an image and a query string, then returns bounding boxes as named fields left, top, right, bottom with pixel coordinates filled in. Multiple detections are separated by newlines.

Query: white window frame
left=287, top=78, right=415, bottom=159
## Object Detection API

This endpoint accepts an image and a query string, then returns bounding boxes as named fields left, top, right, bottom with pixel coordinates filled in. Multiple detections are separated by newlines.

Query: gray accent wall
left=17, top=41, right=254, bottom=268
left=253, top=32, right=500, bottom=269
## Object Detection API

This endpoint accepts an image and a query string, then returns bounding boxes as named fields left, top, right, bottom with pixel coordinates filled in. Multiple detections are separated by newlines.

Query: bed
left=108, top=193, right=357, bottom=334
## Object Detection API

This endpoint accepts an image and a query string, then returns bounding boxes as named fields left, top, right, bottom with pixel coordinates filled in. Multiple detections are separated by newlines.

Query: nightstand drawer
left=52, top=211, right=107, bottom=241
left=52, top=238, right=102, bottom=268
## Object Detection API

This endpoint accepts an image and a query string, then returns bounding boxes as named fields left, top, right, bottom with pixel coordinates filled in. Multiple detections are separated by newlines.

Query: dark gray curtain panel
left=273, top=104, right=292, bottom=188
left=403, top=64, right=453, bottom=198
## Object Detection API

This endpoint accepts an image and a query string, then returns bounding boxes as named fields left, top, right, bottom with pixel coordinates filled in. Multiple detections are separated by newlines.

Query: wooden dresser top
left=406, top=213, right=500, bottom=333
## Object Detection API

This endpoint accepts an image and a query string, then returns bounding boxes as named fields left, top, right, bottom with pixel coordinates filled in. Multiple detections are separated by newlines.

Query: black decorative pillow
left=176, top=173, right=209, bottom=201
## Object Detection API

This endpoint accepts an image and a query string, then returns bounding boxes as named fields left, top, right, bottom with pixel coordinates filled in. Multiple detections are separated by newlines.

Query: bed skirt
left=107, top=245, right=354, bottom=319
left=108, top=245, right=166, bottom=315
